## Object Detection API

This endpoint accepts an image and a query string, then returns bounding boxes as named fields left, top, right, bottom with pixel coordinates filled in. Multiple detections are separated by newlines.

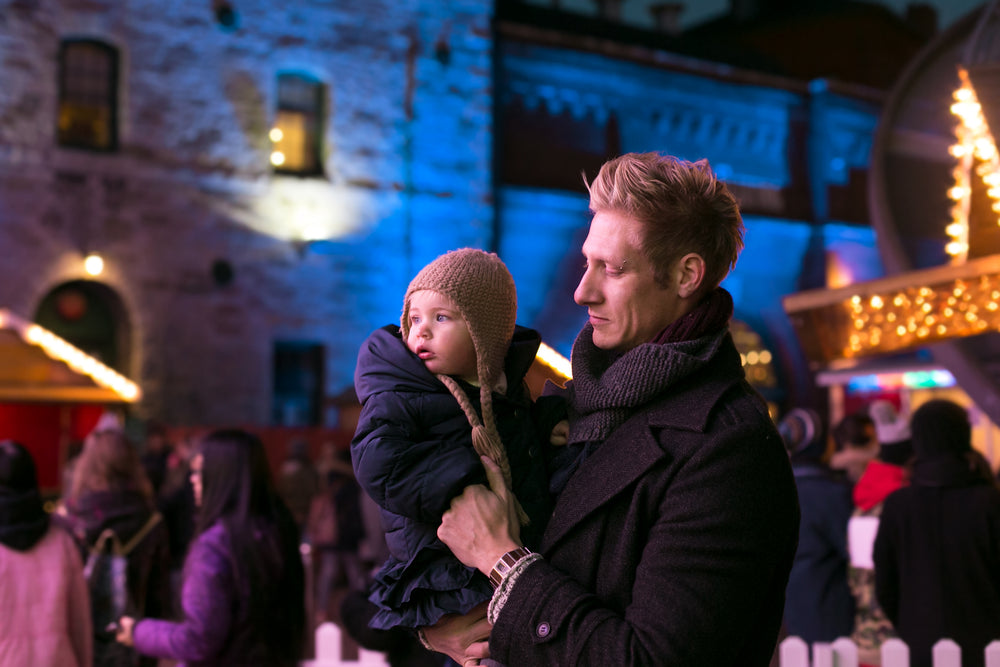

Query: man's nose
left=574, top=268, right=598, bottom=305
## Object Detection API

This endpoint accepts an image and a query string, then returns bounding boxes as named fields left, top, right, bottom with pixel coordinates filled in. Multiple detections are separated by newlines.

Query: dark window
left=272, top=341, right=324, bottom=426
left=58, top=40, right=118, bottom=151
left=271, top=73, right=324, bottom=175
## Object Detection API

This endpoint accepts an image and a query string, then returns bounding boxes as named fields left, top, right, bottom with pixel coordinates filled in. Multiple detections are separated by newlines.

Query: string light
left=0, top=308, right=141, bottom=402
left=948, top=68, right=1000, bottom=261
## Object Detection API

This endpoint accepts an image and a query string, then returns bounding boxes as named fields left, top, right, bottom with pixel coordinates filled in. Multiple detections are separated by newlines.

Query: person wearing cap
left=779, top=407, right=855, bottom=645
left=430, top=153, right=799, bottom=666
left=844, top=399, right=911, bottom=667
left=351, top=248, right=568, bottom=635
left=873, top=399, right=1000, bottom=667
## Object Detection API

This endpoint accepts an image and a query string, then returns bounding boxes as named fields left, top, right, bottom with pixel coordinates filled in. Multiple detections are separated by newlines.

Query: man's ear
left=676, top=253, right=706, bottom=299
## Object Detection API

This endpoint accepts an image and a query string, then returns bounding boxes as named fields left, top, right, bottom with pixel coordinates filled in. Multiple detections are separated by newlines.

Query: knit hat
left=778, top=408, right=825, bottom=463
left=401, top=248, right=526, bottom=522
left=910, top=398, right=972, bottom=457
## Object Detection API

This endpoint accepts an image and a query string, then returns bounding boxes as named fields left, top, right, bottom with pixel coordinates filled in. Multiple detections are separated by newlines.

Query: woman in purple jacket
left=115, top=429, right=306, bottom=666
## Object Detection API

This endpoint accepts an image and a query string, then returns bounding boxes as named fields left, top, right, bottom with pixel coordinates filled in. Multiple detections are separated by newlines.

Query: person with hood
left=0, top=440, right=92, bottom=666
left=352, top=247, right=567, bottom=634
left=779, top=407, right=855, bottom=644
left=845, top=399, right=912, bottom=666
left=874, top=399, right=1000, bottom=667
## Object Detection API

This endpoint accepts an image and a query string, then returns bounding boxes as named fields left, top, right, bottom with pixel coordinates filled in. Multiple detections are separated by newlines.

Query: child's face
left=406, top=290, right=478, bottom=384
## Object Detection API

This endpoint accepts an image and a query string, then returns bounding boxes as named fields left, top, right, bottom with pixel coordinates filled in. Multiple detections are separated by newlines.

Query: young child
left=351, top=247, right=566, bottom=632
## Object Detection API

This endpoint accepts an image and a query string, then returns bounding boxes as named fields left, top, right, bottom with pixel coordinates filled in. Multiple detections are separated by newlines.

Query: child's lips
left=417, top=349, right=434, bottom=360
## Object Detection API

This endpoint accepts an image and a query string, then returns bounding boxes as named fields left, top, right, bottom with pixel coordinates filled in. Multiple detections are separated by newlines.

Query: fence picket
left=881, top=638, right=910, bottom=667
left=986, top=640, right=1000, bottom=667
left=813, top=642, right=834, bottom=667
left=933, top=639, right=961, bottom=667
left=832, top=637, right=859, bottom=667
left=780, top=636, right=810, bottom=667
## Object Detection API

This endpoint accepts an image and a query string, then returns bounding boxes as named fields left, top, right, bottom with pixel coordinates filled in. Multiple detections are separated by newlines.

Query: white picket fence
left=300, top=622, right=390, bottom=667
left=300, top=625, right=1000, bottom=667
left=780, top=636, right=1000, bottom=667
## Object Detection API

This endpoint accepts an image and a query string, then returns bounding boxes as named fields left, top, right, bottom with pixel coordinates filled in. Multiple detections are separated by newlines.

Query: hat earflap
left=437, top=374, right=529, bottom=526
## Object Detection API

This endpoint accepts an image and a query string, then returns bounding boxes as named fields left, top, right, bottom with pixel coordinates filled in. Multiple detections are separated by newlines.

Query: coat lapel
left=541, top=337, right=746, bottom=552
left=542, top=414, right=666, bottom=550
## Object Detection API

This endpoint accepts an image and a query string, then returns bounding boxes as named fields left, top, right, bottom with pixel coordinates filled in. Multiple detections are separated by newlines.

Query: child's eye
left=410, top=315, right=421, bottom=325
left=435, top=314, right=449, bottom=322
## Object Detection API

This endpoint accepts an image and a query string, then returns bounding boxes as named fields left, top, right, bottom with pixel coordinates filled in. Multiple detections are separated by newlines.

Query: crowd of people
left=778, top=396, right=1000, bottom=667
left=3, top=151, right=1000, bottom=667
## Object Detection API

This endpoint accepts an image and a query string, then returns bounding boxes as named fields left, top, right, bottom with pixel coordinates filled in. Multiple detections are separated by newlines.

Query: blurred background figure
left=139, top=421, right=172, bottom=498
left=874, top=399, right=1000, bottom=667
left=830, top=410, right=879, bottom=484
left=116, top=428, right=306, bottom=666
left=846, top=399, right=912, bottom=667
left=779, top=407, right=855, bottom=645
left=0, top=440, right=92, bottom=666
left=156, top=432, right=197, bottom=602
left=308, top=449, right=367, bottom=622
left=55, top=428, right=171, bottom=667
left=277, top=438, right=321, bottom=534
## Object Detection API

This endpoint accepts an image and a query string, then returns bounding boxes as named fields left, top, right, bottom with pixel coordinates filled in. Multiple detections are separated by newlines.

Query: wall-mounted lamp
left=84, top=253, right=104, bottom=277
left=212, top=0, right=238, bottom=29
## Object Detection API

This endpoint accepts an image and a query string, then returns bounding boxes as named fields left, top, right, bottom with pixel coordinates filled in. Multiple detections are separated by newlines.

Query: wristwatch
left=488, top=546, right=533, bottom=589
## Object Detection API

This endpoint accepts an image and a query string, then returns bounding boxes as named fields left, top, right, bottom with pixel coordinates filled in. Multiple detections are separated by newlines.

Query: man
left=428, top=152, right=800, bottom=666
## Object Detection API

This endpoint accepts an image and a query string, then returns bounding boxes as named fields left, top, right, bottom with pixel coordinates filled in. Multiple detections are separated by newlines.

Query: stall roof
left=0, top=309, right=141, bottom=404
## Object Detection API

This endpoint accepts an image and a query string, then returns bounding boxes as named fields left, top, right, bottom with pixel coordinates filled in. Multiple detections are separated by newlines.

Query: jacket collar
left=542, top=335, right=745, bottom=549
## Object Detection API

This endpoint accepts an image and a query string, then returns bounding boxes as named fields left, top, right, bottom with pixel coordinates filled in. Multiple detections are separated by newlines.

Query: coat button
left=536, top=622, right=550, bottom=638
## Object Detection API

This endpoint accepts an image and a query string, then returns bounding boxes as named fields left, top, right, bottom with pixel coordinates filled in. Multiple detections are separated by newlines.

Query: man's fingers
left=480, top=455, right=508, bottom=497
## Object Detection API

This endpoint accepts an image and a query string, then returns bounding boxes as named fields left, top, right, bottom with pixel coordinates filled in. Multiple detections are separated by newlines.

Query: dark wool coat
left=874, top=454, right=1000, bottom=667
left=352, top=324, right=563, bottom=629
left=489, top=334, right=800, bottom=666
left=784, top=463, right=855, bottom=644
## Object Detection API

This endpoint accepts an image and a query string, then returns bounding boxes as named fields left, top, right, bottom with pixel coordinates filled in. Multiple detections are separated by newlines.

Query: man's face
left=406, top=290, right=479, bottom=383
left=574, top=210, right=682, bottom=352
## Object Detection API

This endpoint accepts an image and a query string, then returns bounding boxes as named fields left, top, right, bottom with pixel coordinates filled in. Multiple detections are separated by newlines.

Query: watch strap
left=488, top=546, right=532, bottom=589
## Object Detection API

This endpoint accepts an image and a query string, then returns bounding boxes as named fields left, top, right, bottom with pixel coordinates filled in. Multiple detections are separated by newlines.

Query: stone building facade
left=0, top=0, right=935, bottom=426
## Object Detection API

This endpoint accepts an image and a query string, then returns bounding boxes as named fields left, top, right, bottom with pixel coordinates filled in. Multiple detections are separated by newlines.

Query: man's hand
left=438, top=456, right=521, bottom=575
left=421, top=602, right=491, bottom=667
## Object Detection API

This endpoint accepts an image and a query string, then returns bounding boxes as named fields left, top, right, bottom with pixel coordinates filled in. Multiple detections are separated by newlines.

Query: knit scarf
left=0, top=486, right=49, bottom=551
left=566, top=287, right=734, bottom=447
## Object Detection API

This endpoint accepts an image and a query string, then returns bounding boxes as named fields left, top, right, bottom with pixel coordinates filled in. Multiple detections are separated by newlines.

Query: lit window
left=272, top=73, right=325, bottom=176
left=58, top=40, right=118, bottom=151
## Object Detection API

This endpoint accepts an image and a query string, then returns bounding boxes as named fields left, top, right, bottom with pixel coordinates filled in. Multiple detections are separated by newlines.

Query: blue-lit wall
left=0, top=0, right=890, bottom=423
left=494, top=37, right=886, bottom=408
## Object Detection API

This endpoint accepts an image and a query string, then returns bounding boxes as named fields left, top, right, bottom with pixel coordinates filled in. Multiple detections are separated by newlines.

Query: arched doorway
left=33, top=280, right=132, bottom=376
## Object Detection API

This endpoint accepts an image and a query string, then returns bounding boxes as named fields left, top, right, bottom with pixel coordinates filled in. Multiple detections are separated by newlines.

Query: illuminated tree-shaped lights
left=948, top=67, right=1000, bottom=262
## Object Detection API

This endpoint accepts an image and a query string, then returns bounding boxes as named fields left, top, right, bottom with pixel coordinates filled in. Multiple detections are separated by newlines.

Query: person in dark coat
left=115, top=429, right=306, bottom=667
left=779, top=407, right=855, bottom=644
left=874, top=399, right=1000, bottom=667
left=352, top=248, right=567, bottom=633
left=430, top=153, right=799, bottom=666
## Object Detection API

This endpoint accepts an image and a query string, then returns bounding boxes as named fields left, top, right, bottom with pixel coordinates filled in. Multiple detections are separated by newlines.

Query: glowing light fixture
left=0, top=308, right=142, bottom=402
left=269, top=127, right=284, bottom=142
left=270, top=151, right=286, bottom=166
left=535, top=342, right=571, bottom=380
left=84, top=254, right=104, bottom=276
